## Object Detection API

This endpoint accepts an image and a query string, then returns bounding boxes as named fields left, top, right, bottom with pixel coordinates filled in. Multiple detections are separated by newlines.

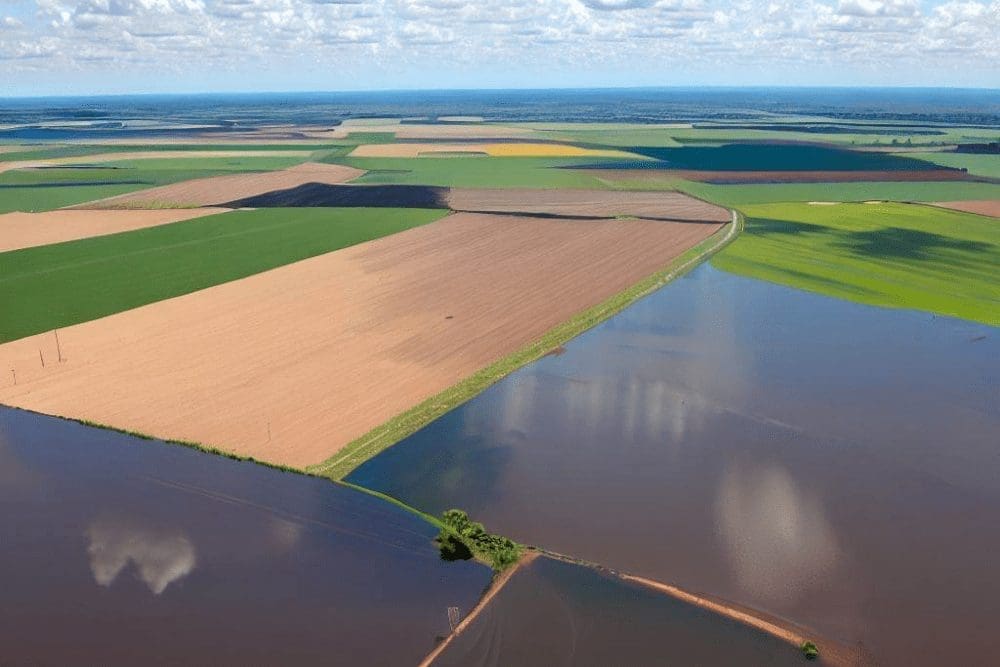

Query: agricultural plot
left=0, top=208, right=226, bottom=252
left=0, top=206, right=446, bottom=343
left=0, top=156, right=323, bottom=213
left=713, top=202, right=1000, bottom=324
left=350, top=142, right=643, bottom=159
left=80, top=162, right=362, bottom=208
left=0, top=210, right=725, bottom=468
left=904, top=151, right=1000, bottom=180
left=222, top=183, right=730, bottom=223
left=932, top=200, right=1000, bottom=218
left=338, top=156, right=619, bottom=189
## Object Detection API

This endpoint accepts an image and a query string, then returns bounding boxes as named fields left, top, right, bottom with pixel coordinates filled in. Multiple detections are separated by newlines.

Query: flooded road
left=0, top=407, right=491, bottom=666
left=349, top=264, right=1000, bottom=665
left=434, top=556, right=808, bottom=667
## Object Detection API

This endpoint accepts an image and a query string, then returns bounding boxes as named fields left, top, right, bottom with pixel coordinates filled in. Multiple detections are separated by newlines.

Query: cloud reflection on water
left=714, top=461, right=840, bottom=605
left=85, top=519, right=196, bottom=595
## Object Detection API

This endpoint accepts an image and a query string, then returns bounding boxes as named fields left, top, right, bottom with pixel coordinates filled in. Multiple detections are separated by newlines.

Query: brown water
left=0, top=406, right=491, bottom=666
left=349, top=264, right=1000, bottom=665
left=435, top=556, right=809, bottom=667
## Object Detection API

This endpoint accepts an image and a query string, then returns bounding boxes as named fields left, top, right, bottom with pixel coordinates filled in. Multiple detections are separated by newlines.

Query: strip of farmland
left=0, top=210, right=725, bottom=469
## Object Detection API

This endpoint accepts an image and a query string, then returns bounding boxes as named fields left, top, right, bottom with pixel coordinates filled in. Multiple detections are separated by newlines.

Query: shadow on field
left=835, top=227, right=992, bottom=260
left=224, top=183, right=450, bottom=208
left=749, top=217, right=829, bottom=236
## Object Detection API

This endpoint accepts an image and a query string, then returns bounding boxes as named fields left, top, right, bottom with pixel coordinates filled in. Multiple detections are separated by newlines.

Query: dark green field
left=0, top=207, right=447, bottom=342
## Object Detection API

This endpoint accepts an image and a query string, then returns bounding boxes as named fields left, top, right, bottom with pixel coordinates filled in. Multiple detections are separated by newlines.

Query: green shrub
left=800, top=641, right=819, bottom=660
left=437, top=509, right=522, bottom=571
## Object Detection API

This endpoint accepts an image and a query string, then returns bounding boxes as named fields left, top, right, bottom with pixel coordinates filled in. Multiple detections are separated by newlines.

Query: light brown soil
left=0, top=211, right=723, bottom=468
left=76, top=162, right=364, bottom=209
left=931, top=200, right=1000, bottom=218
left=447, top=188, right=731, bottom=222
left=0, top=208, right=227, bottom=252
left=589, top=168, right=977, bottom=184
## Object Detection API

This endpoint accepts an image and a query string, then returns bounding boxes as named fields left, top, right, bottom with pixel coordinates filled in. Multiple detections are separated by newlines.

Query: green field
left=0, top=156, right=310, bottom=213
left=680, top=180, right=1000, bottom=207
left=336, top=156, right=619, bottom=188
left=902, top=152, right=1000, bottom=180
left=525, top=123, right=1000, bottom=149
left=713, top=202, right=1000, bottom=325
left=0, top=207, right=447, bottom=342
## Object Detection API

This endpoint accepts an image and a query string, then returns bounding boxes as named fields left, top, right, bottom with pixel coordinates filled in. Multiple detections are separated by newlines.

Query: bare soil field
left=224, top=184, right=730, bottom=223
left=0, top=208, right=227, bottom=252
left=0, top=211, right=724, bottom=468
left=931, top=200, right=1000, bottom=218
left=77, top=162, right=364, bottom=208
left=588, top=168, right=978, bottom=184
left=447, top=188, right=731, bottom=221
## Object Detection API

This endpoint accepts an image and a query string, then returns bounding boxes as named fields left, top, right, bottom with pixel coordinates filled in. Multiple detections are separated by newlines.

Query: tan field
left=0, top=211, right=724, bottom=469
left=0, top=208, right=228, bottom=252
left=931, top=200, right=1000, bottom=218
left=77, top=162, right=364, bottom=208
left=349, top=142, right=642, bottom=159
left=446, top=188, right=731, bottom=221
left=309, top=123, right=536, bottom=141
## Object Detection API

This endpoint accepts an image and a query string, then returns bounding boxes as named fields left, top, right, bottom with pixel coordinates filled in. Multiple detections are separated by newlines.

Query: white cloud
left=1, top=0, right=997, bottom=90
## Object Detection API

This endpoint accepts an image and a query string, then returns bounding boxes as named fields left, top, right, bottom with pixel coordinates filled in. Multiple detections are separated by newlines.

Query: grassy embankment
left=713, top=202, right=1000, bottom=325
left=0, top=206, right=447, bottom=342
left=308, top=211, right=741, bottom=480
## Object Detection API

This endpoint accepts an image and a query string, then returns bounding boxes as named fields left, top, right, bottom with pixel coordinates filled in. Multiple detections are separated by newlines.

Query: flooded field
left=434, top=556, right=808, bottom=667
left=0, top=407, right=491, bottom=666
left=349, top=264, right=1000, bottom=665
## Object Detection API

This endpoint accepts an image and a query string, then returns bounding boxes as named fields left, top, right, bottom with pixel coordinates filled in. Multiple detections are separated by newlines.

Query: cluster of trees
left=436, top=509, right=521, bottom=571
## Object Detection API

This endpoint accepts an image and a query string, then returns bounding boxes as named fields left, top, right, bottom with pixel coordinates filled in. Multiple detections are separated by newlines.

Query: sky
left=0, top=0, right=997, bottom=96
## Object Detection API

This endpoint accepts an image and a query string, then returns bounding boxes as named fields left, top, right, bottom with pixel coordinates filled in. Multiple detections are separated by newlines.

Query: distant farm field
left=672, top=180, right=1000, bottom=207
left=338, top=156, right=620, bottom=189
left=904, top=152, right=1000, bottom=180
left=713, top=202, right=1000, bottom=324
left=0, top=206, right=447, bottom=342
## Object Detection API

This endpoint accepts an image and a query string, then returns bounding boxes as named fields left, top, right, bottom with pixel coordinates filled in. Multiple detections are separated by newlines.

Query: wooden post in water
left=447, top=607, right=461, bottom=633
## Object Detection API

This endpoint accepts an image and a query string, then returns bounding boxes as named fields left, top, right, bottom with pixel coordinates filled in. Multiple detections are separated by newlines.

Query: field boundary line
left=308, top=209, right=743, bottom=479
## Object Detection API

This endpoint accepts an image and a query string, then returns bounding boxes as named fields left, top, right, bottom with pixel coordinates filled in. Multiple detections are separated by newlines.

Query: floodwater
left=434, top=556, right=807, bottom=667
left=349, top=264, right=1000, bottom=665
left=0, top=407, right=491, bottom=666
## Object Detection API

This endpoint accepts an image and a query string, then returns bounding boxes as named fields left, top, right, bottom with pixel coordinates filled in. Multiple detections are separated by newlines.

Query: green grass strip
left=0, top=207, right=448, bottom=342
left=308, top=211, right=741, bottom=480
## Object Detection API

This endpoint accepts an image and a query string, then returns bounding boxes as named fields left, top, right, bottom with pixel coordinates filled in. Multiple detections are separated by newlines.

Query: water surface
left=350, top=264, right=1000, bottom=665
left=0, top=407, right=491, bottom=666
left=435, top=556, right=807, bottom=667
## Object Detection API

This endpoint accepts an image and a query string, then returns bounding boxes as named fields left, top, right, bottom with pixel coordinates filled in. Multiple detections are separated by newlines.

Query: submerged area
left=434, top=556, right=808, bottom=667
left=0, top=406, right=491, bottom=666
left=349, top=263, right=1000, bottom=665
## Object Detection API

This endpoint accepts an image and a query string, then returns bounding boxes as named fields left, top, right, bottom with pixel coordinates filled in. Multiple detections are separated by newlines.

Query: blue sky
left=0, top=0, right=997, bottom=96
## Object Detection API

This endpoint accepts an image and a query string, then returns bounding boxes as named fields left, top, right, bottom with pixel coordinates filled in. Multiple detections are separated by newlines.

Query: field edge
left=308, top=209, right=742, bottom=480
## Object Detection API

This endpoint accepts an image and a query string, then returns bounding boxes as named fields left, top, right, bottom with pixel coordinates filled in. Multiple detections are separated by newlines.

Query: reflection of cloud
left=268, top=516, right=304, bottom=552
left=86, top=519, right=196, bottom=595
left=714, top=462, right=840, bottom=604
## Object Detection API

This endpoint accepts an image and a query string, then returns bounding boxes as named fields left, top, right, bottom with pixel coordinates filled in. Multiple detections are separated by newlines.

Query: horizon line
left=3, top=83, right=999, bottom=102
